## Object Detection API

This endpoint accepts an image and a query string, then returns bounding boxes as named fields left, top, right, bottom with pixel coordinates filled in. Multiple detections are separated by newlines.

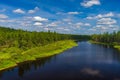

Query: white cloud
left=33, top=16, right=48, bottom=22
left=96, top=12, right=114, bottom=18
left=86, top=16, right=94, bottom=20
left=0, top=19, right=15, bottom=22
left=97, top=18, right=117, bottom=25
left=33, top=16, right=48, bottom=27
left=20, top=22, right=31, bottom=27
left=33, top=22, right=43, bottom=26
left=81, top=0, right=100, bottom=8
left=13, top=9, right=25, bottom=14
left=28, top=10, right=35, bottom=14
left=84, top=23, right=91, bottom=26
left=90, top=24, right=120, bottom=33
left=95, top=25, right=108, bottom=30
left=104, top=12, right=114, bottom=17
left=68, top=12, right=80, bottom=15
left=76, top=22, right=83, bottom=26
left=47, top=23, right=57, bottom=27
left=75, top=22, right=91, bottom=27
left=75, top=22, right=91, bottom=29
left=87, top=12, right=119, bottom=33
left=86, top=12, right=114, bottom=20
left=0, top=14, right=8, bottom=18
left=28, top=7, right=39, bottom=14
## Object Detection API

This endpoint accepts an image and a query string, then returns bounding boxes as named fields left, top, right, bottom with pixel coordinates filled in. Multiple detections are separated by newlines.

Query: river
left=0, top=41, right=120, bottom=80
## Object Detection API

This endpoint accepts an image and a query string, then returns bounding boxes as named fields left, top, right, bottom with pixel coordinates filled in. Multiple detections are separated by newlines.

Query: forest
left=0, top=26, right=90, bottom=50
left=0, top=27, right=70, bottom=50
left=91, top=31, right=120, bottom=49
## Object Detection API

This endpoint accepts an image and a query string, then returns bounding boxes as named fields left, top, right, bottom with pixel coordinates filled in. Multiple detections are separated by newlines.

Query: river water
left=1, top=42, right=120, bottom=80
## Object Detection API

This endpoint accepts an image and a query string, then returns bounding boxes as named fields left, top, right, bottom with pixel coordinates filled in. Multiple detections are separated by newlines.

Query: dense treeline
left=71, top=34, right=91, bottom=41
left=0, top=27, right=72, bottom=50
left=91, top=31, right=120, bottom=45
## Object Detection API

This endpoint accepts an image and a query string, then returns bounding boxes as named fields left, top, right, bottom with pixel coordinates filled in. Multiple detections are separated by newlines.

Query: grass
left=114, top=45, right=120, bottom=50
left=0, top=40, right=77, bottom=71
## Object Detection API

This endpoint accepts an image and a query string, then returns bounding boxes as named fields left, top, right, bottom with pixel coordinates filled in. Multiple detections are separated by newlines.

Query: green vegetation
left=91, top=31, right=120, bottom=50
left=0, top=27, right=72, bottom=50
left=0, top=26, right=78, bottom=71
left=0, top=40, right=77, bottom=71
left=89, top=40, right=113, bottom=46
left=114, top=45, right=120, bottom=50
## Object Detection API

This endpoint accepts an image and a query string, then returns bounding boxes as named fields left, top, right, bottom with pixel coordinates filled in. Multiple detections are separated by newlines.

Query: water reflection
left=0, top=55, right=55, bottom=78
left=85, top=43, right=120, bottom=64
left=18, top=56, right=56, bottom=77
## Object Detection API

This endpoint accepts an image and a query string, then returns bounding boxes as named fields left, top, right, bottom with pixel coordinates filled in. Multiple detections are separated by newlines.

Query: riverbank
left=89, top=40, right=113, bottom=46
left=0, top=40, right=77, bottom=71
left=89, top=40, right=120, bottom=50
left=114, top=45, right=120, bottom=50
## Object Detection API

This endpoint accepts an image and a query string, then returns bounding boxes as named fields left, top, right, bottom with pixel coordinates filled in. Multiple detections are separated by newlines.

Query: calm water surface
left=1, top=42, right=120, bottom=80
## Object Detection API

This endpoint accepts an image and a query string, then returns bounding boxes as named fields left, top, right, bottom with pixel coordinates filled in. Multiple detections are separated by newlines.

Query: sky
left=0, top=0, right=120, bottom=34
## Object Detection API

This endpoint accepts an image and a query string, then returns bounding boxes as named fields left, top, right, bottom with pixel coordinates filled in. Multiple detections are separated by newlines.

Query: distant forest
left=91, top=31, right=120, bottom=45
left=0, top=26, right=90, bottom=50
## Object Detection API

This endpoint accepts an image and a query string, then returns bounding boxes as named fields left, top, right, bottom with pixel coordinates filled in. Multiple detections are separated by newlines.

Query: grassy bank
left=114, top=45, right=120, bottom=50
left=0, top=40, right=77, bottom=71
left=89, top=40, right=113, bottom=46
left=89, top=40, right=120, bottom=50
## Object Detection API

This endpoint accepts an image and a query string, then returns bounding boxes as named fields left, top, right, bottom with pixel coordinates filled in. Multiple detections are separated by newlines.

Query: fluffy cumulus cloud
left=33, top=16, right=48, bottom=22
left=33, top=22, right=43, bottom=26
left=97, top=18, right=116, bottom=25
left=81, top=0, right=100, bottom=8
left=0, top=17, right=31, bottom=30
left=97, top=12, right=114, bottom=18
left=84, top=23, right=91, bottom=26
left=86, top=12, right=119, bottom=34
left=13, top=9, right=25, bottom=14
left=95, top=25, right=109, bottom=30
left=86, top=12, right=114, bottom=20
left=88, top=23, right=120, bottom=34
left=28, top=7, right=39, bottom=14
left=0, top=14, right=8, bottom=18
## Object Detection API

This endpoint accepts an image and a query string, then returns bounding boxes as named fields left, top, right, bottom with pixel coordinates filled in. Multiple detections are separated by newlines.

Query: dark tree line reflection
left=0, top=55, right=57, bottom=78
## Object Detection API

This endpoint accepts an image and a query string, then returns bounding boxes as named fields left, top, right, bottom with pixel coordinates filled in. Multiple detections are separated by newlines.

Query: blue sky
left=0, top=0, right=120, bottom=34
